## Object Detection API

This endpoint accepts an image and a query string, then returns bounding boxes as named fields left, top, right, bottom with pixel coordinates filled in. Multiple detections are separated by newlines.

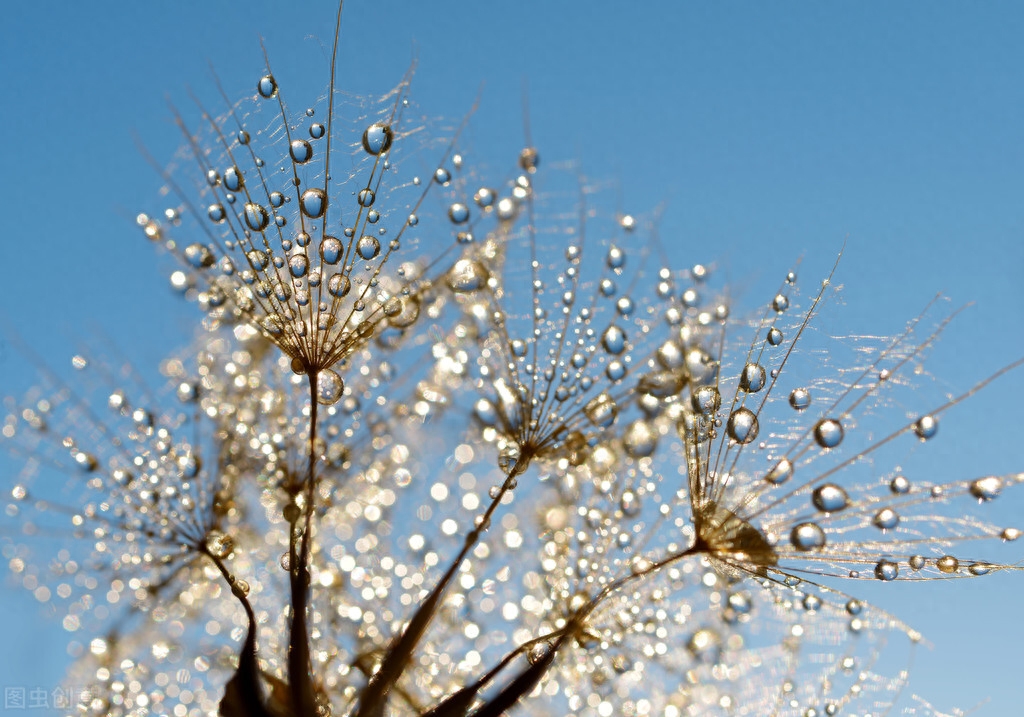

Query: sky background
left=1, top=1, right=1022, bottom=714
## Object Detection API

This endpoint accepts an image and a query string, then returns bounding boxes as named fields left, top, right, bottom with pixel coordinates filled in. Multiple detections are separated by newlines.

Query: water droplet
left=767, top=327, right=783, bottom=345
left=358, top=189, right=376, bottom=207
left=246, top=249, right=269, bottom=270
left=244, top=203, right=270, bottom=232
left=969, top=476, right=1001, bottom=501
left=526, top=641, right=551, bottom=665
left=890, top=475, right=911, bottom=494
left=584, top=393, right=618, bottom=428
left=447, top=259, right=489, bottom=293
left=874, top=559, right=899, bottom=581
left=908, top=555, right=926, bottom=570
left=224, top=166, right=244, bottom=192
left=788, top=387, right=811, bottom=410
left=739, top=363, right=766, bottom=393
left=872, top=508, right=900, bottom=530
left=317, top=369, right=344, bottom=405
left=619, top=490, right=641, bottom=517
left=1001, top=527, right=1021, bottom=541
left=691, top=386, right=721, bottom=416
left=434, top=167, right=451, bottom=184
left=913, top=415, right=938, bottom=440
left=362, top=123, right=394, bottom=155
left=386, top=296, right=420, bottom=328
left=474, top=187, right=496, bottom=208
left=320, top=236, right=342, bottom=264
left=184, top=243, right=215, bottom=269
left=790, top=522, right=826, bottom=551
left=936, top=555, right=959, bottom=574
left=845, top=599, right=862, bottom=615
left=623, top=420, right=658, bottom=458
left=607, top=245, right=625, bottom=269
left=257, top=74, right=277, bottom=98
left=356, top=235, right=381, bottom=260
left=207, top=204, right=226, bottom=223
left=448, top=203, right=470, bottom=224
left=205, top=531, right=234, bottom=559
left=290, top=139, right=313, bottom=164
left=637, top=370, right=685, bottom=398
left=813, top=418, right=844, bottom=448
left=765, top=458, right=793, bottom=485
left=300, top=188, right=327, bottom=218
left=772, top=294, right=790, bottom=312
left=726, top=408, right=759, bottom=444
left=232, top=579, right=250, bottom=598
left=601, top=325, right=627, bottom=355
left=309, top=122, right=325, bottom=139
left=328, top=273, right=351, bottom=297
left=811, top=484, right=849, bottom=512
left=519, top=147, right=539, bottom=173
left=288, top=253, right=309, bottom=278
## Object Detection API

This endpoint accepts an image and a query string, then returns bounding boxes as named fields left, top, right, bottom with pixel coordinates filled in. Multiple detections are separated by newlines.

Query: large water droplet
left=207, top=204, right=226, bottom=223
left=356, top=235, right=381, bottom=260
left=739, top=363, right=766, bottom=393
left=601, top=325, right=627, bottom=355
left=300, top=188, right=327, bottom=218
left=913, top=415, right=938, bottom=440
left=872, top=508, right=900, bottom=530
left=890, top=475, right=911, bottom=494
left=812, top=484, right=849, bottom=512
left=448, top=203, right=470, bottom=224
left=386, top=297, right=420, bottom=328
left=224, top=166, right=244, bottom=192
left=320, top=236, right=342, bottom=264
left=790, top=522, right=826, bottom=551
left=184, top=243, right=215, bottom=269
left=309, top=122, right=325, bottom=139
left=813, top=418, right=844, bottom=448
left=358, top=189, right=376, bottom=207
left=288, top=253, right=309, bottom=278
left=765, top=458, right=793, bottom=484
left=584, top=393, right=618, bottom=428
left=519, top=147, right=539, bottom=173
left=244, top=203, right=270, bottom=232
left=726, top=408, right=759, bottom=444
left=874, top=559, right=898, bottom=581
left=691, top=386, right=721, bottom=416
left=290, top=139, right=313, bottom=164
left=205, top=530, right=235, bottom=559
left=788, top=388, right=811, bottom=410
left=623, top=420, right=658, bottom=458
left=328, top=273, right=351, bottom=298
left=447, top=259, right=489, bottom=293
left=317, top=369, right=344, bottom=405
left=257, top=74, right=277, bottom=98
left=246, top=249, right=269, bottom=270
left=970, top=476, right=1001, bottom=501
left=362, top=123, right=394, bottom=155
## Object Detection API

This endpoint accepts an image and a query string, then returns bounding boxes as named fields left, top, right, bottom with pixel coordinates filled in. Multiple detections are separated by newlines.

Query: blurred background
left=1, top=1, right=1021, bottom=713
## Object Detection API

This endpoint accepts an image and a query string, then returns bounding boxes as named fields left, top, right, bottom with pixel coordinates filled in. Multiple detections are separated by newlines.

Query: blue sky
left=1, top=2, right=1022, bottom=714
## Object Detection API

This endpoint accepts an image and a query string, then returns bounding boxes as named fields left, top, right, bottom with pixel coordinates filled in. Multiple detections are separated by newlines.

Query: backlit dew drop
left=623, top=420, right=658, bottom=458
left=772, top=293, right=790, bottom=312
left=448, top=203, right=470, bottom=224
left=726, top=408, right=759, bottom=444
left=519, top=147, right=539, bottom=173
left=790, top=522, right=826, bottom=551
left=320, top=236, right=342, bottom=264
left=811, top=484, right=849, bottom=512
left=913, top=414, right=938, bottom=440
left=434, top=167, right=451, bottom=185
left=874, top=559, right=899, bottom=581
left=184, top=243, right=215, bottom=269
left=1002, top=528, right=1021, bottom=541
left=970, top=476, right=1001, bottom=501
left=290, top=139, right=313, bottom=164
left=872, top=508, right=900, bottom=530
left=317, top=369, right=345, bottom=405
left=328, top=273, right=351, bottom=297
left=358, top=189, right=376, bottom=207
left=909, top=555, right=926, bottom=570
left=309, top=122, right=325, bottom=139
left=474, top=187, right=496, bottom=208
left=739, top=363, right=766, bottom=393
left=257, top=74, right=277, bottom=98
left=601, top=325, right=627, bottom=355
left=288, top=254, right=309, bottom=278
left=356, top=235, right=381, bottom=260
left=607, top=245, right=625, bottom=269
left=691, top=386, right=721, bottom=416
left=584, top=393, right=619, bottom=428
left=813, top=418, right=844, bottom=448
left=205, top=531, right=234, bottom=559
left=237, top=130, right=250, bottom=145
left=207, top=203, right=226, bottom=223
left=300, top=188, right=327, bottom=218
left=936, top=555, right=959, bottom=574
left=447, top=259, right=489, bottom=293
left=386, top=297, right=420, bottom=328
left=788, top=387, right=811, bottom=410
left=246, top=249, right=269, bottom=270
left=362, top=123, right=394, bottom=155
left=244, top=202, right=270, bottom=232
left=889, top=474, right=911, bottom=494
left=767, top=327, right=784, bottom=345
left=765, top=458, right=793, bottom=485
left=232, top=579, right=250, bottom=598
left=224, top=166, right=244, bottom=192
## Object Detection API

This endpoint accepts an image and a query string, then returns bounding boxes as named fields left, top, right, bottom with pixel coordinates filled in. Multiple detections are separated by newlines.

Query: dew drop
left=257, top=74, right=277, bottom=98
left=813, top=418, right=844, bottom=448
left=811, top=484, right=849, bottom=512
left=474, top=187, right=496, bottom=208
left=434, top=167, right=451, bottom=185
left=288, top=254, right=309, bottom=278
left=772, top=294, right=790, bottom=312
left=328, top=273, right=351, bottom=297
left=872, top=508, right=900, bottom=530
left=606, top=360, right=627, bottom=382
left=184, top=243, right=215, bottom=269
left=207, top=204, right=226, bottom=223
left=356, top=235, right=381, bottom=260
left=691, top=386, right=721, bottom=416
left=788, top=388, right=811, bottom=410
left=386, top=296, right=420, bottom=328
left=913, top=415, right=938, bottom=440
left=908, top=555, right=926, bottom=570
left=601, top=325, right=627, bottom=355
left=1001, top=527, right=1021, bottom=541
left=936, top=555, right=959, bottom=574
left=246, top=249, right=270, bottom=270
left=518, top=147, right=539, bottom=173
left=290, top=139, right=313, bottom=164
left=319, top=236, right=342, bottom=264
left=889, top=475, right=911, bottom=494
left=607, top=245, right=625, bottom=269
left=362, top=123, right=394, bottom=155
left=244, top=203, right=270, bottom=232
left=584, top=393, right=618, bottom=428
left=317, top=369, right=344, bottom=405
left=969, top=476, right=1001, bottom=501
left=309, top=122, right=325, bottom=139
left=205, top=531, right=234, bottom=559
left=300, top=188, right=327, bottom=218
left=448, top=203, right=470, bottom=224
left=232, top=579, right=250, bottom=598
left=447, top=259, right=489, bottom=293
left=623, top=420, right=658, bottom=458
left=726, top=408, right=759, bottom=444
left=765, top=458, right=793, bottom=485
left=790, top=522, right=826, bottom=551
left=874, top=559, right=898, bottom=581
left=224, top=166, right=244, bottom=192
left=358, top=189, right=376, bottom=207
left=739, top=363, right=766, bottom=393
left=767, top=327, right=783, bottom=346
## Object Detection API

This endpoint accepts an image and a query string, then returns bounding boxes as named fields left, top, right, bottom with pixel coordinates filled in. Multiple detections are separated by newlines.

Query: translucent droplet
left=358, top=189, right=376, bottom=207
left=767, top=327, right=783, bottom=346
left=726, top=408, right=759, bottom=444
left=300, top=188, right=327, bottom=218
left=790, top=522, right=826, bottom=551
left=607, top=245, right=625, bottom=269
left=207, top=204, right=226, bottom=223
left=872, top=508, right=899, bottom=530
left=1001, top=527, right=1021, bottom=541
left=328, top=273, right=351, bottom=297
left=205, top=531, right=234, bottom=559
left=356, top=235, right=381, bottom=260
left=969, top=476, right=1001, bottom=501
left=788, top=387, right=811, bottom=410
left=362, top=123, right=394, bottom=155
left=246, top=249, right=269, bottom=270
left=447, top=259, right=489, bottom=293
left=448, top=203, right=470, bottom=224
left=184, top=243, right=215, bottom=269
left=518, top=147, right=539, bottom=173
left=309, top=122, right=325, bottom=139
left=601, top=325, right=627, bottom=355
left=739, top=363, right=766, bottom=393
left=224, top=166, right=244, bottom=192
left=772, top=294, right=789, bottom=312
left=290, top=140, right=313, bottom=164
left=231, top=579, right=250, bottom=598
left=691, top=386, right=721, bottom=416
left=811, top=484, right=849, bottom=512
left=890, top=475, right=911, bottom=494
left=637, top=370, right=685, bottom=398
left=913, top=415, right=938, bottom=440
left=320, top=236, right=342, bottom=264
left=244, top=203, right=270, bottom=232
left=317, top=369, right=344, bottom=405
left=257, top=74, right=277, bottom=98
left=908, top=554, right=926, bottom=570
left=288, top=254, right=309, bottom=278
left=623, top=420, right=658, bottom=458
left=434, top=167, right=451, bottom=184
left=584, top=393, right=618, bottom=428
left=874, top=559, right=899, bottom=581
left=474, top=187, right=496, bottom=208
left=813, top=418, right=844, bottom=448
left=386, top=297, right=420, bottom=328
left=766, top=458, right=793, bottom=485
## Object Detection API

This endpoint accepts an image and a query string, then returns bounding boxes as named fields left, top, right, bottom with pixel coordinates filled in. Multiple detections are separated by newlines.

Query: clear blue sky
left=1, top=2, right=1022, bottom=714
